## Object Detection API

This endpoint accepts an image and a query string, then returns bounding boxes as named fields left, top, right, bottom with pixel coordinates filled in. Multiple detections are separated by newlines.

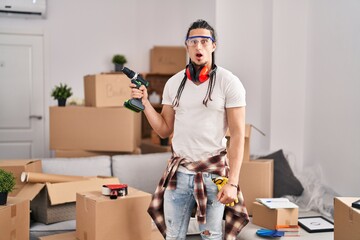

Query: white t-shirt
left=162, top=66, right=246, bottom=173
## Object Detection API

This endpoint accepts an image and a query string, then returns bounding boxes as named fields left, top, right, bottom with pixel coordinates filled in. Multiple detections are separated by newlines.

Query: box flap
left=15, top=183, right=45, bottom=200
left=47, top=176, right=119, bottom=205
left=226, top=124, right=266, bottom=137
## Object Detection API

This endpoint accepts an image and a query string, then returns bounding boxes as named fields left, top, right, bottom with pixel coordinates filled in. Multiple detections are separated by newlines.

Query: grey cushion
left=112, top=152, right=171, bottom=193
left=41, top=156, right=112, bottom=177
left=257, top=149, right=304, bottom=197
left=30, top=220, right=75, bottom=240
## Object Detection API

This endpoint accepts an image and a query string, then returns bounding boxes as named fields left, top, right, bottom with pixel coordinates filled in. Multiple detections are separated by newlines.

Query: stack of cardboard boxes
left=0, top=46, right=188, bottom=240
left=0, top=159, right=119, bottom=240
left=50, top=46, right=187, bottom=157
left=0, top=158, right=154, bottom=240
left=140, top=46, right=187, bottom=152
left=50, top=73, right=141, bottom=157
left=37, top=188, right=157, bottom=240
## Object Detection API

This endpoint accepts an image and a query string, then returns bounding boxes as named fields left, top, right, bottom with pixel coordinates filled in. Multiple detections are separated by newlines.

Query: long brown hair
left=172, top=19, right=217, bottom=107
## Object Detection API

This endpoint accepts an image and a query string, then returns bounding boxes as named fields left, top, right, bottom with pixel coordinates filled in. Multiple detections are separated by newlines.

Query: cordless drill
left=122, top=67, right=150, bottom=112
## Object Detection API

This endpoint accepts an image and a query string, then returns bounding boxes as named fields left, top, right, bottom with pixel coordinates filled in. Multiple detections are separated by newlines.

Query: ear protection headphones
left=186, top=63, right=217, bottom=83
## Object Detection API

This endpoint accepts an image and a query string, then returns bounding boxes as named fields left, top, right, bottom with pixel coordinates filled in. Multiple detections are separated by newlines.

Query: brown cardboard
left=226, top=124, right=252, bottom=162
left=0, top=197, right=30, bottom=240
left=49, top=106, right=141, bottom=152
left=252, top=201, right=298, bottom=230
left=0, top=159, right=42, bottom=196
left=141, top=101, right=162, bottom=139
left=151, top=228, right=164, bottom=240
left=29, top=176, right=119, bottom=224
left=150, top=130, right=173, bottom=146
left=38, top=231, right=77, bottom=240
left=239, top=159, right=274, bottom=215
left=334, top=197, right=360, bottom=240
left=151, top=130, right=161, bottom=145
left=140, top=138, right=171, bottom=154
left=150, top=46, right=187, bottom=74
left=84, top=73, right=131, bottom=107
left=15, top=183, right=44, bottom=200
left=76, top=188, right=152, bottom=240
left=142, top=72, right=173, bottom=101
left=54, top=148, right=141, bottom=157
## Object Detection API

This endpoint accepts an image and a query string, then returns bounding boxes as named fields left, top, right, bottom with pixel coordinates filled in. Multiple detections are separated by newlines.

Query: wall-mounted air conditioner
left=0, top=0, right=47, bottom=18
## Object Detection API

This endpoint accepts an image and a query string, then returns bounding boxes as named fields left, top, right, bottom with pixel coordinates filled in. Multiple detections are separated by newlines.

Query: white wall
left=216, top=0, right=273, bottom=155
left=1, top=0, right=359, bottom=196
left=304, top=0, right=360, bottom=196
left=0, top=0, right=215, bottom=100
left=270, top=0, right=308, bottom=172
left=0, top=0, right=216, bottom=158
left=267, top=0, right=360, bottom=196
left=217, top=0, right=360, bottom=196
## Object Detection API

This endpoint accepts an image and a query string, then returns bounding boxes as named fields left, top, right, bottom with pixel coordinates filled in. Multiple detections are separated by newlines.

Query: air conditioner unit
left=0, top=0, right=47, bottom=18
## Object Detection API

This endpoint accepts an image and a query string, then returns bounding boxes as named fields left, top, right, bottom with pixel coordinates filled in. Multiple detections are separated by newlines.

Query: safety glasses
left=185, top=35, right=215, bottom=47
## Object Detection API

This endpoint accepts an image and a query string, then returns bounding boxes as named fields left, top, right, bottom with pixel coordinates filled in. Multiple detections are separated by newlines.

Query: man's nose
left=194, top=41, right=203, bottom=48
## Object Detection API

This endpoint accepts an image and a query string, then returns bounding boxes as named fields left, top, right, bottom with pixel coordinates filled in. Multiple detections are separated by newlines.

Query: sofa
left=29, top=151, right=336, bottom=240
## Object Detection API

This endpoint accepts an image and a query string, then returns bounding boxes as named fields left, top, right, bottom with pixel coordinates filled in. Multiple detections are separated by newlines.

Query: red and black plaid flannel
left=148, top=151, right=249, bottom=240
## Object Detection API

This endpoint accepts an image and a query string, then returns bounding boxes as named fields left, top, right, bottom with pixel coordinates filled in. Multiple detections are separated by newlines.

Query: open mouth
left=196, top=53, right=203, bottom=58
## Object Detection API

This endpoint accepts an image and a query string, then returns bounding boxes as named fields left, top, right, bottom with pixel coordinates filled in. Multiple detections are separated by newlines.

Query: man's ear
left=212, top=42, right=217, bottom=52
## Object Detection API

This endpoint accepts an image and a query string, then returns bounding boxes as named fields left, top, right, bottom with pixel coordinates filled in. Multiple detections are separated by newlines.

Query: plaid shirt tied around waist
left=147, top=151, right=249, bottom=240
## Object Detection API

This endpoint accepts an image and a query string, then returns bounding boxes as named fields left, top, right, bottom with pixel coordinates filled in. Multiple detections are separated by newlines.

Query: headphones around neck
left=186, top=62, right=217, bottom=83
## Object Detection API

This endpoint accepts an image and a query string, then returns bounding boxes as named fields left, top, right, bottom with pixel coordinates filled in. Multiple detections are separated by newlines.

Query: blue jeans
left=164, top=171, right=225, bottom=240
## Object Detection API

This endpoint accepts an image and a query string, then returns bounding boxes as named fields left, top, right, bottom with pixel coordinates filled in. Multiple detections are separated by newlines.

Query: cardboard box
left=54, top=148, right=141, bottom=158
left=84, top=73, right=131, bottom=107
left=142, top=104, right=162, bottom=139
left=38, top=232, right=77, bottom=240
left=50, top=106, right=141, bottom=152
left=252, top=201, right=298, bottom=230
left=17, top=176, right=119, bottom=224
left=0, top=159, right=42, bottom=196
left=76, top=188, right=152, bottom=240
left=142, top=73, right=173, bottom=101
left=150, top=46, right=187, bottom=74
left=226, top=124, right=253, bottom=162
left=150, top=130, right=173, bottom=146
left=0, top=197, right=30, bottom=240
left=334, top=197, right=360, bottom=240
left=140, top=138, right=172, bottom=154
left=139, top=73, right=172, bottom=138
left=239, top=160, right=274, bottom=215
left=151, top=228, right=163, bottom=240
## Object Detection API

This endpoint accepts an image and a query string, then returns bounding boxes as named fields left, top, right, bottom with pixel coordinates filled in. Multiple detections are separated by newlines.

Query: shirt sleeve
left=162, top=79, right=173, bottom=105
left=225, top=76, right=246, bottom=108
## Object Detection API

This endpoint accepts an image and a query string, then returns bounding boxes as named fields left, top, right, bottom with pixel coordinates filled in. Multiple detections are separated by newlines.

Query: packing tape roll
left=21, top=172, right=88, bottom=183
left=102, top=186, right=111, bottom=196
left=102, top=184, right=128, bottom=196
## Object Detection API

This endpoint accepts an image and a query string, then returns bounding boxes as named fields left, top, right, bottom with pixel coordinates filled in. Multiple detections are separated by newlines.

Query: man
left=130, top=19, right=248, bottom=240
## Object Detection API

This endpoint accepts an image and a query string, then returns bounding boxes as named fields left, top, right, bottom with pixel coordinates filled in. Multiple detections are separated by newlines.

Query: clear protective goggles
left=185, top=35, right=215, bottom=47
